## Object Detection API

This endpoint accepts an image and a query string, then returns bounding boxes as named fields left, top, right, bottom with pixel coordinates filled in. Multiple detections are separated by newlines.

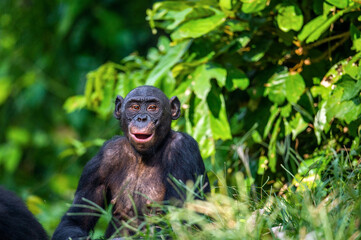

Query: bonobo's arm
left=52, top=151, right=106, bottom=240
left=165, top=132, right=210, bottom=201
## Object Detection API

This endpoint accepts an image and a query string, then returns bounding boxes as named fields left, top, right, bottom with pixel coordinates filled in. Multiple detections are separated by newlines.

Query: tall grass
left=75, top=148, right=361, bottom=240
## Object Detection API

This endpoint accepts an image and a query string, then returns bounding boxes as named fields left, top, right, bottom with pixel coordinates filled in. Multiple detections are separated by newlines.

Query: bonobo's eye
left=147, top=104, right=158, bottom=112
left=130, top=104, right=140, bottom=111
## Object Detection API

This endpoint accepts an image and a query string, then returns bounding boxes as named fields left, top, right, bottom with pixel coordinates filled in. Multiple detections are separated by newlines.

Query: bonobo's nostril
left=137, top=115, right=147, bottom=122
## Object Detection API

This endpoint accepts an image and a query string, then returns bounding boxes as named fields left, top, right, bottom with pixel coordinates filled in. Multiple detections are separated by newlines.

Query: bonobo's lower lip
left=130, top=132, right=153, bottom=143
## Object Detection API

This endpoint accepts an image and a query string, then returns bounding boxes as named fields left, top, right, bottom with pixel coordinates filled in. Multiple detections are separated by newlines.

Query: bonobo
left=0, top=187, right=48, bottom=240
left=52, top=86, right=210, bottom=239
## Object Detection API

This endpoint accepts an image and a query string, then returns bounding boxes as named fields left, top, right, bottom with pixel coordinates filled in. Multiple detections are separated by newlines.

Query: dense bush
left=65, top=0, right=361, bottom=193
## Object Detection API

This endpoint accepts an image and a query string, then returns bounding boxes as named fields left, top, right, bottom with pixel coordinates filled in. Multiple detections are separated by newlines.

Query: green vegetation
left=1, top=0, right=361, bottom=238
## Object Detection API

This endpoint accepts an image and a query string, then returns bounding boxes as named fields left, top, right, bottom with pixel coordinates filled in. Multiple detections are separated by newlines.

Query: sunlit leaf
left=289, top=112, right=308, bottom=140
left=146, top=40, right=191, bottom=86
left=63, top=95, right=87, bottom=113
left=298, top=10, right=345, bottom=43
left=225, top=68, right=249, bottom=91
left=6, top=127, right=30, bottom=146
left=325, top=0, right=349, bottom=8
left=285, top=73, right=305, bottom=103
left=265, top=71, right=305, bottom=104
left=257, top=156, right=268, bottom=175
left=0, top=143, right=22, bottom=173
left=192, top=63, right=227, bottom=99
left=350, top=24, right=361, bottom=52
left=277, top=4, right=303, bottom=32
left=207, top=84, right=232, bottom=140
left=268, top=117, right=281, bottom=172
left=171, top=8, right=226, bottom=40
left=241, top=0, right=267, bottom=13
left=298, top=15, right=328, bottom=42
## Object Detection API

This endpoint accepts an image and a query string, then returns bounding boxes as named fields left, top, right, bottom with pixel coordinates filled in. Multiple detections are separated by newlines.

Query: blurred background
left=0, top=0, right=157, bottom=233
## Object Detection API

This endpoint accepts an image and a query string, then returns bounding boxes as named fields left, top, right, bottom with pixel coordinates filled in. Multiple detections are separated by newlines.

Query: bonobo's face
left=114, top=86, right=180, bottom=155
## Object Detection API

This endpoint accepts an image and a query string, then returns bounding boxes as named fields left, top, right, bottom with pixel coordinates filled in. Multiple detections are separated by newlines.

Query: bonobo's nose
left=137, top=114, right=148, bottom=122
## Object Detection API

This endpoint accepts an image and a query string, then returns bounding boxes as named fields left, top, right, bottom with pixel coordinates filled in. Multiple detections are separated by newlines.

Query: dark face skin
left=114, top=86, right=180, bottom=155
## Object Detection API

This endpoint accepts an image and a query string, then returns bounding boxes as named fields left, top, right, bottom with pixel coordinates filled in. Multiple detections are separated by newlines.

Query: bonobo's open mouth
left=134, top=134, right=152, bottom=140
left=130, top=132, right=154, bottom=143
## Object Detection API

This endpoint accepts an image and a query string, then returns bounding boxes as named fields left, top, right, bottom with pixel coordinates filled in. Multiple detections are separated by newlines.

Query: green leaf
left=314, top=102, right=327, bottom=144
left=268, top=117, right=281, bottom=172
left=277, top=4, right=304, bottom=32
left=147, top=2, right=194, bottom=31
left=281, top=104, right=292, bottom=118
left=97, top=76, right=115, bottom=118
left=114, top=73, right=134, bottom=99
left=350, top=24, right=361, bottom=52
left=298, top=10, right=345, bottom=43
left=298, top=15, right=328, bottom=42
left=192, top=63, right=227, bottom=99
left=285, top=73, right=305, bottom=103
left=257, top=156, right=268, bottom=175
left=6, top=127, right=30, bottom=146
left=220, top=0, right=232, bottom=10
left=265, top=71, right=287, bottom=105
left=241, top=0, right=268, bottom=13
left=207, top=83, right=232, bottom=140
left=0, top=143, right=22, bottom=173
left=63, top=95, right=87, bottom=113
left=337, top=75, right=361, bottom=101
left=225, top=67, right=249, bottom=91
left=171, top=8, right=226, bottom=41
left=263, top=105, right=280, bottom=139
left=326, top=0, right=349, bottom=8
left=265, top=71, right=305, bottom=104
left=0, top=77, right=11, bottom=105
left=289, top=112, right=308, bottom=140
left=192, top=102, right=214, bottom=158
left=242, top=39, right=272, bottom=62
left=146, top=40, right=191, bottom=86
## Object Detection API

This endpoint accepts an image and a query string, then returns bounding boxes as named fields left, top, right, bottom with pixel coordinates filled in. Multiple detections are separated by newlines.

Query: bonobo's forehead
left=125, top=86, right=169, bottom=103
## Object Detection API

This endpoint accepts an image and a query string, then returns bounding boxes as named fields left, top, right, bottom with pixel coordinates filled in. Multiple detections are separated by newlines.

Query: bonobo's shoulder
left=102, top=135, right=127, bottom=148
left=101, top=135, right=129, bottom=158
left=170, top=131, right=198, bottom=146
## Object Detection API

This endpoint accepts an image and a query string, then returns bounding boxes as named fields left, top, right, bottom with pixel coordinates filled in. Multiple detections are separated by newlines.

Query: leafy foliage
left=65, top=0, right=361, bottom=184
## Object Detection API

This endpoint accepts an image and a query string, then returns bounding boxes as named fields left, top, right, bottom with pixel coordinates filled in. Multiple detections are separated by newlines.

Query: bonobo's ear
left=170, top=96, right=181, bottom=120
left=114, top=95, right=123, bottom=120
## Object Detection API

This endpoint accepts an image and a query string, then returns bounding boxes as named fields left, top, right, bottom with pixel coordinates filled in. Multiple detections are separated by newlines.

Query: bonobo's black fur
left=0, top=187, right=48, bottom=240
left=52, top=86, right=210, bottom=240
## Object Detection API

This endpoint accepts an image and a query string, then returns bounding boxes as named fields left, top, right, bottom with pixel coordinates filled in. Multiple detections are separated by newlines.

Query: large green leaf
left=285, top=73, right=306, bottom=103
left=241, top=0, right=268, bottom=13
left=298, top=15, right=328, bottom=42
left=207, top=83, right=232, bottom=140
left=337, top=75, right=361, bottom=101
left=225, top=67, right=249, bottom=91
left=265, top=71, right=305, bottom=104
left=192, top=63, right=227, bottom=99
left=171, top=8, right=226, bottom=40
left=277, top=4, right=303, bottom=32
left=146, top=40, right=191, bottom=86
left=326, top=0, right=349, bottom=8
left=298, top=10, right=345, bottom=43
left=147, top=2, right=194, bottom=31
